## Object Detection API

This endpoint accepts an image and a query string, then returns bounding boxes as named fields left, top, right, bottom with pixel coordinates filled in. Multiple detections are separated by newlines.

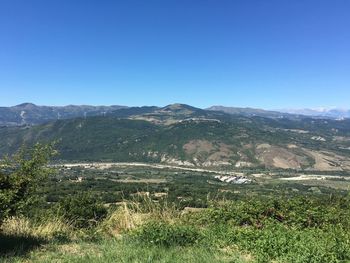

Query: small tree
left=0, top=143, right=57, bottom=224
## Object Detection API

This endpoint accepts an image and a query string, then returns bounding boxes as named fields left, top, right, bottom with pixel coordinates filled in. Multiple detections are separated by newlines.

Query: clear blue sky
left=0, top=0, right=349, bottom=109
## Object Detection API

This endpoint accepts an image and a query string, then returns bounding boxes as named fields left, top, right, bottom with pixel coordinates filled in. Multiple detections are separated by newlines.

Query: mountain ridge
left=278, top=108, right=350, bottom=119
left=1, top=104, right=350, bottom=171
left=1, top=103, right=348, bottom=126
left=0, top=103, right=127, bottom=126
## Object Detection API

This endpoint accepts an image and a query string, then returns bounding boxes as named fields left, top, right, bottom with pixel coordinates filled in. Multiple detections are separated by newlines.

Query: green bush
left=133, top=221, right=202, bottom=247
left=0, top=143, right=56, bottom=224
left=55, top=192, right=107, bottom=229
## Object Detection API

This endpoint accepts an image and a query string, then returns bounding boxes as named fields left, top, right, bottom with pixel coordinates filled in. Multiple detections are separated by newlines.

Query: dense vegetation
left=40, top=164, right=350, bottom=209
left=0, top=145, right=350, bottom=262
left=1, top=112, right=350, bottom=168
left=2, top=192, right=350, bottom=262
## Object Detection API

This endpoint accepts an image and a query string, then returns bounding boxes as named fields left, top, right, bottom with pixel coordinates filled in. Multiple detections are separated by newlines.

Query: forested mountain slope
left=1, top=104, right=350, bottom=170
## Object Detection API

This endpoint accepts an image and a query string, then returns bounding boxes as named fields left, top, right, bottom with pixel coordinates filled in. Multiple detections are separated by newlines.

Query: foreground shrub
left=55, top=192, right=108, bottom=229
left=0, top=143, right=56, bottom=224
left=133, top=221, right=202, bottom=247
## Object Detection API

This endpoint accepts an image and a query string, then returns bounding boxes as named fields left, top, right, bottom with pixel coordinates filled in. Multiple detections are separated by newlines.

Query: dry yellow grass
left=99, top=196, right=181, bottom=237
left=99, top=202, right=148, bottom=237
left=1, top=217, right=73, bottom=240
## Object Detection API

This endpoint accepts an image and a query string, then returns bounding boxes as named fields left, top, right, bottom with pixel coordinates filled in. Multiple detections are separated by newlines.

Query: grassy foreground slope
left=3, top=240, right=245, bottom=263
left=1, top=195, right=350, bottom=263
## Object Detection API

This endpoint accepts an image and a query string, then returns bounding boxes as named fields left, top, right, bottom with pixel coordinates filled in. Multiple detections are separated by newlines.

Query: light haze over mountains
left=0, top=103, right=348, bottom=127
left=277, top=108, right=350, bottom=119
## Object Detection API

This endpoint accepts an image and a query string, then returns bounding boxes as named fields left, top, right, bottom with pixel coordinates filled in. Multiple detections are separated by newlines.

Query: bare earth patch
left=303, top=149, right=347, bottom=171
left=183, top=140, right=235, bottom=166
left=256, top=146, right=309, bottom=169
left=183, top=140, right=215, bottom=154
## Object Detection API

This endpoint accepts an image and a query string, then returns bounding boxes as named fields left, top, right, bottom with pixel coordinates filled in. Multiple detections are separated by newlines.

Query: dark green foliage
left=133, top=221, right=202, bottom=247
left=130, top=194, right=350, bottom=261
left=185, top=195, right=350, bottom=229
left=222, top=224, right=350, bottom=263
left=181, top=195, right=350, bottom=262
left=55, top=192, right=107, bottom=229
left=0, top=143, right=56, bottom=224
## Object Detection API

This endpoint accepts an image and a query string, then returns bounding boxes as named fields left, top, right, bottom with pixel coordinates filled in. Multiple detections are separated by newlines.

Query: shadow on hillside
left=0, top=233, right=46, bottom=257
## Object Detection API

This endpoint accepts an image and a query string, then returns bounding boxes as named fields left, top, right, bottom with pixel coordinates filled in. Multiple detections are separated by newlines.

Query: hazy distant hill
left=207, top=106, right=350, bottom=119
left=121, top=103, right=229, bottom=125
left=0, top=103, right=127, bottom=126
left=1, top=103, right=350, bottom=171
left=206, top=106, right=291, bottom=118
left=1, top=103, right=348, bottom=127
left=278, top=108, right=350, bottom=119
left=0, top=103, right=227, bottom=126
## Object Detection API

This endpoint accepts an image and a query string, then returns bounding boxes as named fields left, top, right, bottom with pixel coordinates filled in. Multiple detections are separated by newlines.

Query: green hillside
left=1, top=105, right=350, bottom=170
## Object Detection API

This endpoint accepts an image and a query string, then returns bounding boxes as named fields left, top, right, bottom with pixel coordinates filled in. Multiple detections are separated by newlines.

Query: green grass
left=2, top=195, right=350, bottom=263
left=2, top=239, right=248, bottom=263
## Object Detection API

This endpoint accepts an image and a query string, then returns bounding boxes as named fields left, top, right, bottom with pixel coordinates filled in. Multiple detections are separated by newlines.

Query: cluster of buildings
left=214, top=175, right=252, bottom=184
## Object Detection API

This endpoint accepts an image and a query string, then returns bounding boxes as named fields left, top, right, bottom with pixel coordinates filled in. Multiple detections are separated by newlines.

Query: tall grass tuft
left=1, top=216, right=73, bottom=241
left=99, top=194, right=181, bottom=237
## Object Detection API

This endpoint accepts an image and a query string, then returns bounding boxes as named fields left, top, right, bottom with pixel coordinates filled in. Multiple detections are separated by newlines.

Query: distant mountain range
left=206, top=106, right=292, bottom=118
left=207, top=106, right=350, bottom=119
left=277, top=108, right=350, bottom=119
left=0, top=103, right=350, bottom=171
left=0, top=103, right=127, bottom=126
left=1, top=103, right=348, bottom=126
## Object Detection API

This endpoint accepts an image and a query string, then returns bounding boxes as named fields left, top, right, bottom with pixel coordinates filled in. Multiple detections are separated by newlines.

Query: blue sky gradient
left=0, top=0, right=349, bottom=109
